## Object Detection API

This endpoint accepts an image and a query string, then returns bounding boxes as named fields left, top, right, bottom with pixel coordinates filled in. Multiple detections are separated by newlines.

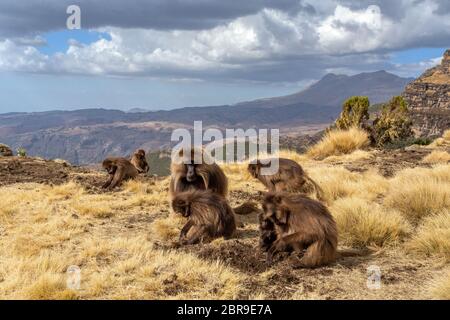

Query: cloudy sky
left=0, top=0, right=449, bottom=113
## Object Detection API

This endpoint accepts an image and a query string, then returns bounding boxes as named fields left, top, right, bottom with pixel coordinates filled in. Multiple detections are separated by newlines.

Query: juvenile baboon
left=262, top=192, right=337, bottom=267
left=169, top=148, right=228, bottom=199
left=258, top=212, right=277, bottom=252
left=102, top=157, right=139, bottom=189
left=130, top=149, right=149, bottom=173
left=248, top=158, right=324, bottom=201
left=171, top=190, right=236, bottom=245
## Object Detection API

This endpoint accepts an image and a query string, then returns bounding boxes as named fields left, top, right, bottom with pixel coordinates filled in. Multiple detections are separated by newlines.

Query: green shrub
left=16, top=147, right=27, bottom=157
left=335, top=96, right=370, bottom=130
left=373, top=96, right=413, bottom=146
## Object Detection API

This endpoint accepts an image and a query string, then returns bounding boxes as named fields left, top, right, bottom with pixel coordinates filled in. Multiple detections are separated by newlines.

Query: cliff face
left=403, top=49, right=450, bottom=137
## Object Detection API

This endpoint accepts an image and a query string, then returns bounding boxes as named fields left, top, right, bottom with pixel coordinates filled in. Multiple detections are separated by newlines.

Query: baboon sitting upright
left=262, top=192, right=337, bottom=267
left=169, top=148, right=228, bottom=199
left=248, top=158, right=324, bottom=200
left=171, top=190, right=236, bottom=245
left=130, top=149, right=149, bottom=173
left=102, top=157, right=139, bottom=189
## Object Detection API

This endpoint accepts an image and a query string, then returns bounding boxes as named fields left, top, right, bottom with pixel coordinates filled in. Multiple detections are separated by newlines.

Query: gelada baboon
left=169, top=148, right=228, bottom=199
left=262, top=192, right=337, bottom=267
left=102, top=157, right=139, bottom=189
left=258, top=212, right=277, bottom=253
left=248, top=158, right=324, bottom=201
left=171, top=190, right=236, bottom=245
left=130, top=149, right=149, bottom=173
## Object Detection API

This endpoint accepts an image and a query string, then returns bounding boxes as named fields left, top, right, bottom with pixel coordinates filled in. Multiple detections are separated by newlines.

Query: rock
left=0, top=144, right=13, bottom=157
left=403, top=49, right=450, bottom=137
left=53, top=158, right=71, bottom=167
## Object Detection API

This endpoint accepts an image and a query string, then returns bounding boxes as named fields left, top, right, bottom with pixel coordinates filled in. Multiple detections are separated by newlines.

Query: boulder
left=0, top=144, right=13, bottom=157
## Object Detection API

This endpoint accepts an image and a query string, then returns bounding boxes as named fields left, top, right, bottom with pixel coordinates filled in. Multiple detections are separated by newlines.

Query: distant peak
left=320, top=73, right=347, bottom=81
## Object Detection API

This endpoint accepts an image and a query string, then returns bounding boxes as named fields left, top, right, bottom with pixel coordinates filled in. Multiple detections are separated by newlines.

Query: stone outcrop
left=0, top=144, right=13, bottom=156
left=403, top=49, right=450, bottom=137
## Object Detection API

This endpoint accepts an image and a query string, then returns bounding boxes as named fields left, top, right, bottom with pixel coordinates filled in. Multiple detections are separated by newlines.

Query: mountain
left=236, top=70, right=413, bottom=109
left=0, top=71, right=412, bottom=164
left=403, top=49, right=450, bottom=137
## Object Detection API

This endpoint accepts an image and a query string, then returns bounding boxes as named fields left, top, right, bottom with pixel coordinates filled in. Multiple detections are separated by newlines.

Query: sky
left=0, top=0, right=449, bottom=113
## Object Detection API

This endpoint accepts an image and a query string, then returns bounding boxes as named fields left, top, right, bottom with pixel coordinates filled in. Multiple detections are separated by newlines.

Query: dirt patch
left=0, top=156, right=161, bottom=191
left=329, top=148, right=435, bottom=176
left=0, top=157, right=77, bottom=186
left=196, top=239, right=269, bottom=273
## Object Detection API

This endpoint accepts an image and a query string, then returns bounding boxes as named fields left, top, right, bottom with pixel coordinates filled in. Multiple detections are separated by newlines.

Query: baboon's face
left=103, top=161, right=116, bottom=174
left=172, top=199, right=191, bottom=217
left=136, top=149, right=145, bottom=157
left=134, top=151, right=149, bottom=171
left=258, top=212, right=273, bottom=230
left=247, top=164, right=259, bottom=178
left=262, top=202, right=277, bottom=221
left=185, top=163, right=197, bottom=182
left=262, top=195, right=287, bottom=224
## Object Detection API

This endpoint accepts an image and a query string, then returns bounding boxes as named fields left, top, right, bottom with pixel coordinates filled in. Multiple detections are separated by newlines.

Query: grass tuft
left=307, top=128, right=370, bottom=160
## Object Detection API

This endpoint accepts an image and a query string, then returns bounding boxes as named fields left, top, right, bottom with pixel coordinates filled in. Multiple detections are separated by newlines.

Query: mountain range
left=0, top=71, right=413, bottom=164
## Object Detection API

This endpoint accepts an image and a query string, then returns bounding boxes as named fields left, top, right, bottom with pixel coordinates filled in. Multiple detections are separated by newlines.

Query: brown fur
left=248, top=158, right=324, bottom=201
left=130, top=149, right=149, bottom=173
left=258, top=212, right=277, bottom=252
left=101, top=157, right=139, bottom=189
left=171, top=190, right=236, bottom=245
left=169, top=148, right=228, bottom=200
left=262, top=192, right=337, bottom=267
left=233, top=202, right=260, bottom=215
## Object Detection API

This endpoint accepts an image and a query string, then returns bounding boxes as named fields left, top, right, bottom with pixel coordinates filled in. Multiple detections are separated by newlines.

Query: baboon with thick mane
left=169, top=148, right=228, bottom=199
left=102, top=157, right=139, bottom=189
left=262, top=192, right=337, bottom=267
left=130, top=149, right=149, bottom=173
left=171, top=190, right=236, bottom=245
left=248, top=158, right=324, bottom=200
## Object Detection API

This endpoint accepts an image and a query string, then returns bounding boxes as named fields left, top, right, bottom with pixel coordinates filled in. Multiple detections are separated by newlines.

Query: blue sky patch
left=391, top=47, right=448, bottom=64
left=38, top=30, right=111, bottom=55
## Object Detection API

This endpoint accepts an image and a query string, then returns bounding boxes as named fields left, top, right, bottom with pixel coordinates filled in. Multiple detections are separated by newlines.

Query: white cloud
left=390, top=56, right=442, bottom=77
left=0, top=1, right=448, bottom=81
left=318, top=5, right=387, bottom=53
left=0, top=39, right=48, bottom=72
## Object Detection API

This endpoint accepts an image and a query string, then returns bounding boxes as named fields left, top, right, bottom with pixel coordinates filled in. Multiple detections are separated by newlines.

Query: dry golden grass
left=151, top=213, right=185, bottom=242
left=384, top=165, right=450, bottom=222
left=406, top=211, right=450, bottom=261
left=1, top=149, right=450, bottom=299
left=427, top=269, right=450, bottom=300
left=0, top=182, right=244, bottom=299
left=307, top=128, right=370, bottom=160
left=422, top=150, right=450, bottom=164
left=331, top=197, right=411, bottom=247
left=428, top=129, right=450, bottom=148
left=442, top=129, right=450, bottom=141
left=308, top=166, right=388, bottom=202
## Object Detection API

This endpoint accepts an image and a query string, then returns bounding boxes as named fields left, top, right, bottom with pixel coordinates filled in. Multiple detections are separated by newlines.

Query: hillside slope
left=0, top=71, right=411, bottom=164
left=236, top=71, right=412, bottom=108
left=403, top=49, right=450, bottom=137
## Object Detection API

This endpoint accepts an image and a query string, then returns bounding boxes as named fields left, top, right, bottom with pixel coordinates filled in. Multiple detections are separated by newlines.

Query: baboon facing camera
left=169, top=148, right=228, bottom=199
left=130, top=149, right=149, bottom=173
